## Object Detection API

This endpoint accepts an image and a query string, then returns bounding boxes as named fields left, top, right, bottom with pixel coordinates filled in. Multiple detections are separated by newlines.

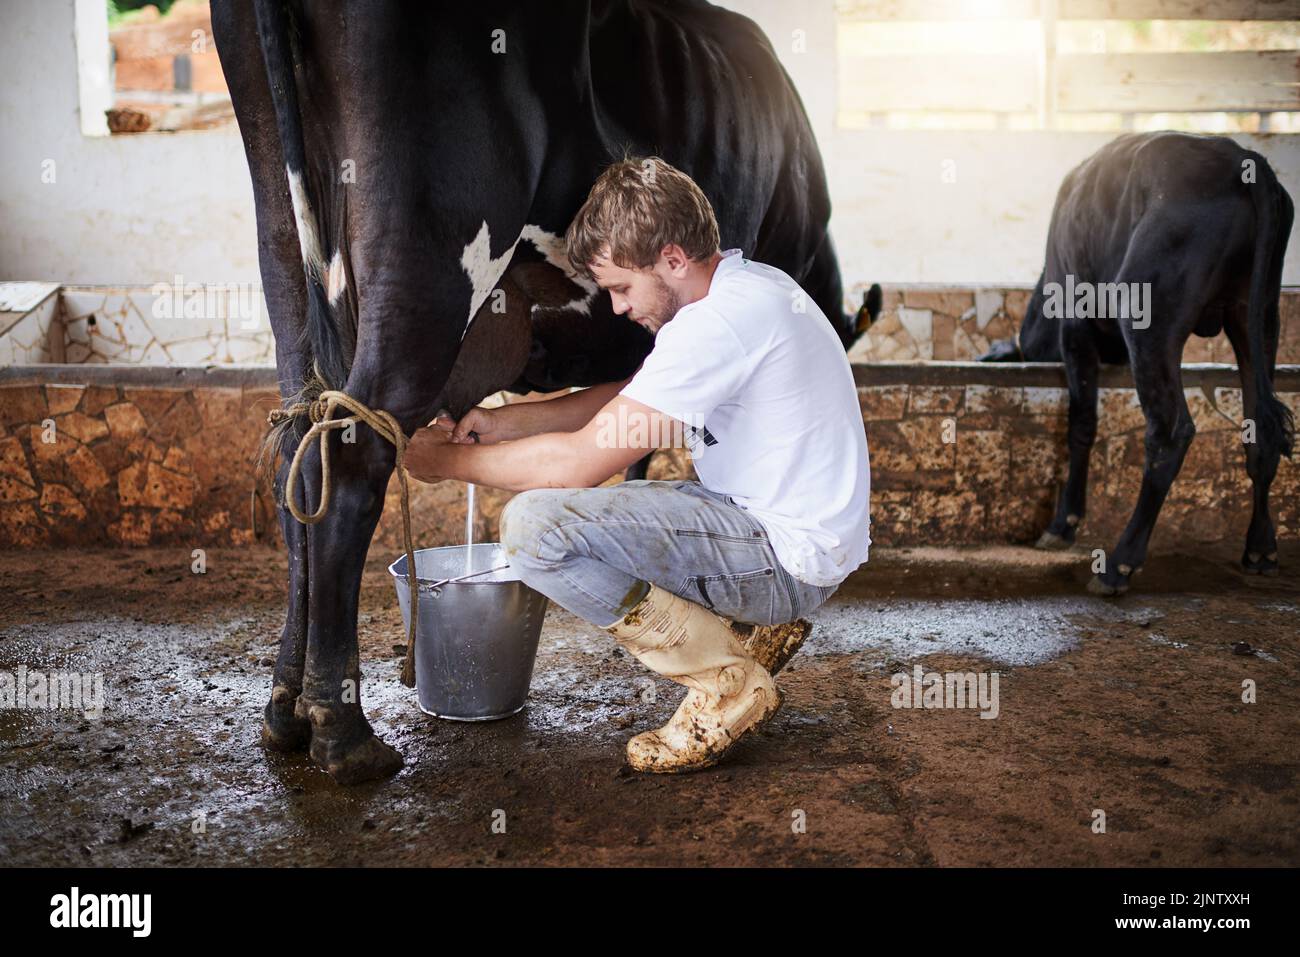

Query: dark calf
left=989, top=132, right=1293, bottom=593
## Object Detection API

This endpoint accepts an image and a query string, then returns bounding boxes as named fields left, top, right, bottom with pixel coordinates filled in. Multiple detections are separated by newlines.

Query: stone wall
left=0, top=286, right=274, bottom=366
left=58, top=285, right=273, bottom=365
left=2, top=363, right=1297, bottom=554
left=0, top=289, right=61, bottom=365
left=0, top=368, right=271, bottom=547
left=5, top=284, right=1295, bottom=370
left=0, top=367, right=689, bottom=551
left=858, top=363, right=1300, bottom=551
left=849, top=286, right=1300, bottom=366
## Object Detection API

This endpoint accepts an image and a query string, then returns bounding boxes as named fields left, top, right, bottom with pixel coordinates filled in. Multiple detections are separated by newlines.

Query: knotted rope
left=267, top=390, right=419, bottom=688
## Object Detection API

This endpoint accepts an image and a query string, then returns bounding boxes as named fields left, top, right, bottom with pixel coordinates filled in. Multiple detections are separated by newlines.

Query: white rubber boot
left=603, top=584, right=782, bottom=773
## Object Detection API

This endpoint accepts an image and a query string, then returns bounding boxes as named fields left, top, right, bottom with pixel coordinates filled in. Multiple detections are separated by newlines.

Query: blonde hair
left=565, top=156, right=720, bottom=281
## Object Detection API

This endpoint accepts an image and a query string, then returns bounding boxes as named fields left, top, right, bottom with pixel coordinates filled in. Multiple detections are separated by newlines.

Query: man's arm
left=478, top=375, right=635, bottom=441
left=406, top=392, right=678, bottom=491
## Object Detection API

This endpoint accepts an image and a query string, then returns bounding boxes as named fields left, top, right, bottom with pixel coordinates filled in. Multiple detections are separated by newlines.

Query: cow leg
left=260, top=443, right=311, bottom=751
left=292, top=266, right=493, bottom=783
left=253, top=326, right=318, bottom=754
left=1089, top=348, right=1195, bottom=596
left=210, top=0, right=318, bottom=754
left=1038, top=323, right=1100, bottom=548
left=1224, top=311, right=1282, bottom=576
left=286, top=416, right=405, bottom=784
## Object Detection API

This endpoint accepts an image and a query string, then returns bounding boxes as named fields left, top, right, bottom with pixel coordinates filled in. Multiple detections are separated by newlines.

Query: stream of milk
left=465, top=482, right=476, bottom=574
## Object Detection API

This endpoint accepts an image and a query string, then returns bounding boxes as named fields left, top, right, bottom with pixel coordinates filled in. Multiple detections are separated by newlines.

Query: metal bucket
left=389, top=543, right=547, bottom=721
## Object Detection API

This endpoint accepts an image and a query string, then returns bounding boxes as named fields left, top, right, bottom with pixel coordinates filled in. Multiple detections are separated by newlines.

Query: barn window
left=836, top=0, right=1300, bottom=133
left=78, top=0, right=234, bottom=136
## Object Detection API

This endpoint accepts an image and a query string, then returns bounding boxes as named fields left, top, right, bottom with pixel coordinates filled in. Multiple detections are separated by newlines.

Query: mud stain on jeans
left=615, top=578, right=651, bottom=619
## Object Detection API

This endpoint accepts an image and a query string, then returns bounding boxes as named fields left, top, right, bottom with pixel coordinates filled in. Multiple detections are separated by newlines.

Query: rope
left=268, top=390, right=419, bottom=688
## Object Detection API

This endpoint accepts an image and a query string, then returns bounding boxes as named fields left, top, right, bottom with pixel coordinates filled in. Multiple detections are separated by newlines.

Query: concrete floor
left=1, top=542, right=1296, bottom=866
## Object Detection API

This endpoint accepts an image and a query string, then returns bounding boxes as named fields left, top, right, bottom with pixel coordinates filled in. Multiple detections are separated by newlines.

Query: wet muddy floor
left=1, top=543, right=1297, bottom=866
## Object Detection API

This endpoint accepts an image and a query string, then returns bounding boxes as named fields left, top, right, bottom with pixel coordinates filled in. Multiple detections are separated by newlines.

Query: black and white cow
left=212, top=0, right=877, bottom=783
left=981, top=132, right=1294, bottom=594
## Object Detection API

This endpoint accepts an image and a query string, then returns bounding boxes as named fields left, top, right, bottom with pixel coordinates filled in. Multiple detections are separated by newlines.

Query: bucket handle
left=421, top=562, right=512, bottom=593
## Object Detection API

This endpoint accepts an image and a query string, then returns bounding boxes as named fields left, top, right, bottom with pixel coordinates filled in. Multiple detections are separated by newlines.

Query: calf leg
left=1039, top=323, right=1100, bottom=548
left=1225, top=313, right=1283, bottom=575
left=1090, top=352, right=1195, bottom=596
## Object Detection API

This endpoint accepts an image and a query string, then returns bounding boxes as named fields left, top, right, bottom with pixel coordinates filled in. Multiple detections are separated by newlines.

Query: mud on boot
left=261, top=683, right=311, bottom=753
left=626, top=678, right=783, bottom=774
left=296, top=697, right=403, bottom=785
left=727, top=618, right=812, bottom=675
left=604, top=583, right=785, bottom=774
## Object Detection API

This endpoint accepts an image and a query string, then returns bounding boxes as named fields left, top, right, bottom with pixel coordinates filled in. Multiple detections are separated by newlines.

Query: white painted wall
left=829, top=128, right=1300, bottom=293
left=0, top=0, right=260, bottom=286
left=1, top=0, right=1297, bottom=293
left=712, top=1, right=1300, bottom=292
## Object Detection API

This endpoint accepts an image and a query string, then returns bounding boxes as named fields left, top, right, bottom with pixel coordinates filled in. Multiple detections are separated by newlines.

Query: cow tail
left=252, top=0, right=354, bottom=394
left=1244, top=156, right=1294, bottom=460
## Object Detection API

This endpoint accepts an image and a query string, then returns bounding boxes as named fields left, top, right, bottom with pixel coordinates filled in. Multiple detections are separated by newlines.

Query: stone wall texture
left=0, top=371, right=685, bottom=553
left=859, top=370, right=1300, bottom=551
left=847, top=286, right=1300, bottom=365
left=2, top=365, right=1296, bottom=556
left=4, top=285, right=1297, bottom=370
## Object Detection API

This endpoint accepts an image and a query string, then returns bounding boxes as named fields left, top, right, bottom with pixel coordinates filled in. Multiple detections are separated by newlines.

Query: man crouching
left=405, top=157, right=871, bottom=772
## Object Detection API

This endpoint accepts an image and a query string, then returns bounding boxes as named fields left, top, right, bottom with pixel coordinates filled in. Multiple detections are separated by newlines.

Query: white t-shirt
left=620, top=248, right=871, bottom=586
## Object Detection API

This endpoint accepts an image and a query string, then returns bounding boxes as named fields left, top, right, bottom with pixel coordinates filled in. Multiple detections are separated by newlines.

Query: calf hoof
left=260, top=684, right=311, bottom=753
left=1242, top=550, right=1280, bottom=577
left=1036, top=529, right=1073, bottom=550
left=302, top=702, right=403, bottom=785
left=1087, top=573, right=1129, bottom=597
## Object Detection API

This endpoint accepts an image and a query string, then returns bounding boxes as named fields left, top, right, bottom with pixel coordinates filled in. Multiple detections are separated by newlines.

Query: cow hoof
left=1036, top=529, right=1073, bottom=550
left=261, top=685, right=311, bottom=753
left=309, top=732, right=404, bottom=785
left=262, top=715, right=311, bottom=753
left=1087, top=574, right=1128, bottom=597
left=1242, top=550, right=1280, bottom=577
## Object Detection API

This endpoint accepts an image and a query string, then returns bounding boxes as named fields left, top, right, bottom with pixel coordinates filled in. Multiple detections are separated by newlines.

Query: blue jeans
left=499, top=479, right=839, bottom=628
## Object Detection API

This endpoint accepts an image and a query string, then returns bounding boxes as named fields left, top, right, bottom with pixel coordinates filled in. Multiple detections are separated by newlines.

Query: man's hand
left=432, top=407, right=499, bottom=445
left=403, top=394, right=674, bottom=491
left=405, top=425, right=457, bottom=483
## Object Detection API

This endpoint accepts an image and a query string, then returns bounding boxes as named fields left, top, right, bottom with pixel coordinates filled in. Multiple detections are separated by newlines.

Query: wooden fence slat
left=838, top=0, right=1040, bottom=19
left=838, top=0, right=1300, bottom=19
left=840, top=54, right=1040, bottom=112
left=1061, top=0, right=1300, bottom=20
left=1057, top=50, right=1300, bottom=111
